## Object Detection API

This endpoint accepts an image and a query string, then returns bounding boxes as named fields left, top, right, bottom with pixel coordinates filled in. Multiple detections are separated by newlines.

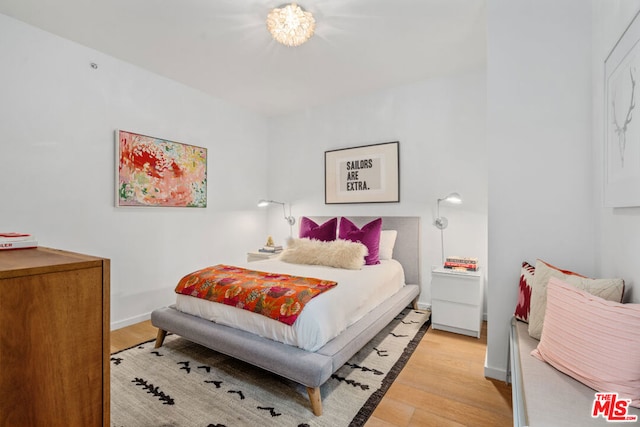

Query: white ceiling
left=0, top=0, right=486, bottom=117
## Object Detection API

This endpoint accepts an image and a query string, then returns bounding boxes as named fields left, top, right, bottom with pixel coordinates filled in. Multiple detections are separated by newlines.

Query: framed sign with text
left=325, top=141, right=399, bottom=204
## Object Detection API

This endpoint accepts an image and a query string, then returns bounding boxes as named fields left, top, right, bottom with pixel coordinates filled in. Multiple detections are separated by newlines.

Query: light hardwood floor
left=110, top=320, right=512, bottom=426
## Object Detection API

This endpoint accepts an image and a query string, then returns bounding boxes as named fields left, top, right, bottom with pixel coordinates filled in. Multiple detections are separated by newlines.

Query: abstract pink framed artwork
left=116, top=130, right=207, bottom=207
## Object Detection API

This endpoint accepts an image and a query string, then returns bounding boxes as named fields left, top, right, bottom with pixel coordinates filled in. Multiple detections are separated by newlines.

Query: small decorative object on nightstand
left=248, top=235, right=283, bottom=262
left=431, top=267, right=484, bottom=338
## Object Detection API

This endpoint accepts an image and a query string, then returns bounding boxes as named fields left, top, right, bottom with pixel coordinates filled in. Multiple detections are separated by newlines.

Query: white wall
left=486, top=0, right=594, bottom=380
left=0, top=14, right=270, bottom=329
left=266, top=72, right=488, bottom=308
left=593, top=1, right=640, bottom=304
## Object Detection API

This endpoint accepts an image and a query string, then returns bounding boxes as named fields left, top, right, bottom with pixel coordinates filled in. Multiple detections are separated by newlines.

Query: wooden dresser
left=0, top=247, right=110, bottom=426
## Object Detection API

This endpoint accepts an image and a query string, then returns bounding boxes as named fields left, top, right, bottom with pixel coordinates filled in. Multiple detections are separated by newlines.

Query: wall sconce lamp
left=257, top=199, right=296, bottom=226
left=434, top=192, right=462, bottom=265
left=434, top=192, right=462, bottom=230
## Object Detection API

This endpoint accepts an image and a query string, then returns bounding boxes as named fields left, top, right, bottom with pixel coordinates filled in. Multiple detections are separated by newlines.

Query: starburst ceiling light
left=266, top=3, right=315, bottom=47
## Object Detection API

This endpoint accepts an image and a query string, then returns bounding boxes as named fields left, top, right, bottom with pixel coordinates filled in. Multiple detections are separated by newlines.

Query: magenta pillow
left=514, top=261, right=535, bottom=323
left=299, top=217, right=337, bottom=242
left=338, top=217, right=382, bottom=265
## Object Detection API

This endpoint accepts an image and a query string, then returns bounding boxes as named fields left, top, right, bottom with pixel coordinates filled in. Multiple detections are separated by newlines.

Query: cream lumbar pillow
left=528, top=259, right=624, bottom=340
left=279, top=238, right=367, bottom=270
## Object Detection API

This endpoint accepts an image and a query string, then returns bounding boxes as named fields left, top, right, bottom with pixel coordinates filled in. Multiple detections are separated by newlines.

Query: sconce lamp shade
left=442, top=192, right=462, bottom=204
left=258, top=199, right=296, bottom=226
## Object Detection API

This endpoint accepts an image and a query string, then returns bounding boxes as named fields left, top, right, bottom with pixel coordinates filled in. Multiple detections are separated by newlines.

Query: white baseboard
left=417, top=302, right=431, bottom=311
left=111, top=311, right=152, bottom=331
left=484, top=352, right=507, bottom=381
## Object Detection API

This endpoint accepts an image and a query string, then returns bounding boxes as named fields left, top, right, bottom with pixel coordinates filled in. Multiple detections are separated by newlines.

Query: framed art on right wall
left=605, top=9, right=640, bottom=207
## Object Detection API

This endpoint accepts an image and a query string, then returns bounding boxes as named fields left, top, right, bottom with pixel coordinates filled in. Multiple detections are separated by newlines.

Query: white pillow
left=379, top=230, right=397, bottom=260
left=279, top=238, right=367, bottom=270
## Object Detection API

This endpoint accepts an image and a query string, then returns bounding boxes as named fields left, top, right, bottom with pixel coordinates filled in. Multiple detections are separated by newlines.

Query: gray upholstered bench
left=510, top=317, right=640, bottom=426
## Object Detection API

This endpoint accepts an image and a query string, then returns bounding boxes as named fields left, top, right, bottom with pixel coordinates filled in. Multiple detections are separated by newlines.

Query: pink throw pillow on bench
left=532, top=277, right=640, bottom=408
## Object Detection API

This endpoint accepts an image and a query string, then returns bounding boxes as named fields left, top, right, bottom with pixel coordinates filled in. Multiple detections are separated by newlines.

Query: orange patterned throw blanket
left=174, top=264, right=338, bottom=325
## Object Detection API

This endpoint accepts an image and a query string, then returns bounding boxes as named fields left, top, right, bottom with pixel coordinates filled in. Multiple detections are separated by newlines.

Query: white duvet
left=175, top=258, right=406, bottom=351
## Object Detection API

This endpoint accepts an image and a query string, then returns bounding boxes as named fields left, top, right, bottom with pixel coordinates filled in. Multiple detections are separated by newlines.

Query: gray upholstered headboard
left=305, top=216, right=421, bottom=286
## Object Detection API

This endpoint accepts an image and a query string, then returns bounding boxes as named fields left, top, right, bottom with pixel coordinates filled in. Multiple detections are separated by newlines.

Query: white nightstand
left=246, top=251, right=281, bottom=262
left=431, top=267, right=484, bottom=338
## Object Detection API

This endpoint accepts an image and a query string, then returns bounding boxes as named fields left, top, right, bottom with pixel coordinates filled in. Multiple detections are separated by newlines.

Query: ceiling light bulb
left=266, top=3, right=315, bottom=47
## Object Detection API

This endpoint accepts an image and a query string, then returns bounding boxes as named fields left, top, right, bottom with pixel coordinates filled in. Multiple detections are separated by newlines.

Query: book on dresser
left=259, top=245, right=283, bottom=253
left=0, top=232, right=38, bottom=250
left=444, top=256, right=478, bottom=271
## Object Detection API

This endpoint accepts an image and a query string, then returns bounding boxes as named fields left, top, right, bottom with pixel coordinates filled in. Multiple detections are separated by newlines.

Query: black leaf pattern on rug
left=205, top=380, right=223, bottom=388
left=198, top=365, right=211, bottom=373
left=177, top=361, right=191, bottom=373
left=298, top=424, right=310, bottom=427
left=257, top=406, right=281, bottom=417
left=110, top=357, right=123, bottom=365
left=401, top=320, right=420, bottom=325
left=331, top=374, right=370, bottom=391
left=228, top=390, right=245, bottom=400
left=131, top=377, right=175, bottom=405
left=344, top=362, right=383, bottom=376
left=150, top=351, right=163, bottom=357
left=374, top=347, right=389, bottom=357
left=207, top=424, right=226, bottom=427
left=390, top=332, right=408, bottom=338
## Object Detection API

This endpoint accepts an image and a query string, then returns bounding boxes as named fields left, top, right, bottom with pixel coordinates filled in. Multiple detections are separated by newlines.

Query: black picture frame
left=324, top=141, right=400, bottom=204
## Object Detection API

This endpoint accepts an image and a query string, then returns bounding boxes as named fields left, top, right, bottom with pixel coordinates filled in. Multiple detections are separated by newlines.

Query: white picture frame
left=604, top=9, right=640, bottom=207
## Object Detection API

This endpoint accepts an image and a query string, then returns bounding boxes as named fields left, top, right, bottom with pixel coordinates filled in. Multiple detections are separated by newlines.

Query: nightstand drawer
left=431, top=273, right=481, bottom=305
left=432, top=300, right=481, bottom=332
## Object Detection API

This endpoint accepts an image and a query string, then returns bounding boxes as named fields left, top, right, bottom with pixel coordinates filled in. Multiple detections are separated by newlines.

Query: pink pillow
left=338, top=217, right=382, bottom=265
left=514, top=261, right=535, bottom=323
left=532, top=277, right=640, bottom=408
left=298, top=217, right=337, bottom=242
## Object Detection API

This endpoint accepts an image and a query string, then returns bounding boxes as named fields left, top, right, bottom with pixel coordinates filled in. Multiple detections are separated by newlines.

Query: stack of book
left=258, top=245, right=283, bottom=254
left=0, top=232, right=38, bottom=250
left=444, top=256, right=478, bottom=271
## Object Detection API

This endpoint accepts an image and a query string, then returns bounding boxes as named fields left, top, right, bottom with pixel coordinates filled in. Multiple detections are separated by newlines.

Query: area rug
left=111, top=307, right=430, bottom=427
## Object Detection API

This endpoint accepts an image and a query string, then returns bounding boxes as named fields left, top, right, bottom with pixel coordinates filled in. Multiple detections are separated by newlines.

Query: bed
left=150, top=216, right=421, bottom=416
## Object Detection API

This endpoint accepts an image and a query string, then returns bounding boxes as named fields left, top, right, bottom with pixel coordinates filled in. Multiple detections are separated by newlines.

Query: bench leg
left=155, top=329, right=167, bottom=348
left=306, top=386, right=322, bottom=416
left=412, top=296, right=419, bottom=310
